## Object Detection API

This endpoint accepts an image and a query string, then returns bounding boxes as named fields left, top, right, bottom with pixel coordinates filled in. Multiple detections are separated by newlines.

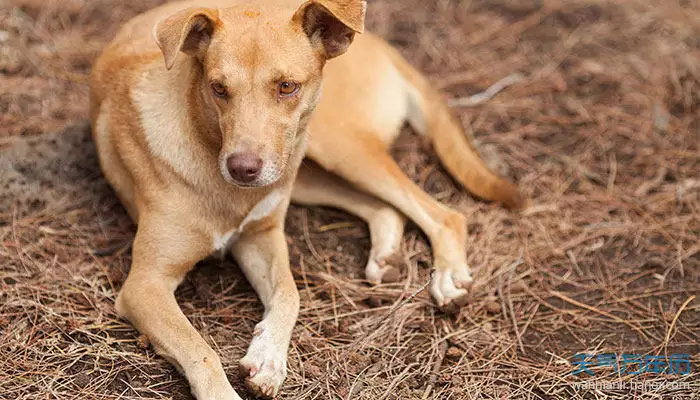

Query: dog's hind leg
left=292, top=161, right=406, bottom=284
left=385, top=43, right=526, bottom=210
left=306, top=132, right=472, bottom=310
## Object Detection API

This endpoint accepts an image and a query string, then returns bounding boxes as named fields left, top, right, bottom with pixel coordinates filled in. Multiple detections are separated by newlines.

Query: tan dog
left=90, top=0, right=524, bottom=398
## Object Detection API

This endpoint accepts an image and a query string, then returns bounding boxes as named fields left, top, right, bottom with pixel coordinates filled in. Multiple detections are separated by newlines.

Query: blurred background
left=1, top=1, right=698, bottom=399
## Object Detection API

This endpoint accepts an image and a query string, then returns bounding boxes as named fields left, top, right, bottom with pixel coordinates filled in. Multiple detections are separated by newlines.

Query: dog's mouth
left=224, top=173, right=281, bottom=188
left=227, top=180, right=268, bottom=189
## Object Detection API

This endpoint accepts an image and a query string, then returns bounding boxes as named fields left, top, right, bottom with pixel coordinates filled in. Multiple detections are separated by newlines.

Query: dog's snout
left=226, top=152, right=263, bottom=183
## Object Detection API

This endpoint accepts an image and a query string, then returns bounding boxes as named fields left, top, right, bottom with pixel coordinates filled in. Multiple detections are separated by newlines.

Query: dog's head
left=153, top=0, right=366, bottom=187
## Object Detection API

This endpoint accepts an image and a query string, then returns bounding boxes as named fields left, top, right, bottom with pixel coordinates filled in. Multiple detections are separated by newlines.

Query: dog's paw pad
left=239, top=357, right=285, bottom=398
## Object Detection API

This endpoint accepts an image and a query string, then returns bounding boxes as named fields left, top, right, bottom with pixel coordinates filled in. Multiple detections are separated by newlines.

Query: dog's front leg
left=116, top=220, right=242, bottom=400
left=231, top=224, right=299, bottom=398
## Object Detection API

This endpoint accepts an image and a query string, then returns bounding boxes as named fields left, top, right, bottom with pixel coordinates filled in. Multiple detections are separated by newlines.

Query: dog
left=90, top=0, right=524, bottom=398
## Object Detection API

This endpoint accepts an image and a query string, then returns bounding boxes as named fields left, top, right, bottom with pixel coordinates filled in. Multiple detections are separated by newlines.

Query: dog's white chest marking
left=213, top=189, right=283, bottom=252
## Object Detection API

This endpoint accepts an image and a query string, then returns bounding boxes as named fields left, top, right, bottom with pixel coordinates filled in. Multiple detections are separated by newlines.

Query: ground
left=1, top=0, right=699, bottom=399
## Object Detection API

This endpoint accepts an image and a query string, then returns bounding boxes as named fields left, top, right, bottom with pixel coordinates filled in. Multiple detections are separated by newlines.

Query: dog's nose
left=226, top=153, right=263, bottom=183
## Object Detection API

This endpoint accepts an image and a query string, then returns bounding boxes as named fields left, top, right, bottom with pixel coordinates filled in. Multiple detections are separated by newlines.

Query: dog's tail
left=386, top=45, right=526, bottom=210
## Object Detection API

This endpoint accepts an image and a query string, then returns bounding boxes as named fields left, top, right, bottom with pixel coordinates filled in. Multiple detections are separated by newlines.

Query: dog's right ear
left=153, top=7, right=219, bottom=70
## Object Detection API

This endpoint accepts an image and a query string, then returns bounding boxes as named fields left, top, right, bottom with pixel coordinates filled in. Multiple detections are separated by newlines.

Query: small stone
left=663, top=311, right=676, bottom=322
left=349, top=353, right=371, bottom=368
left=549, top=71, right=568, bottom=92
left=367, top=296, right=382, bottom=308
left=485, top=297, right=501, bottom=314
left=305, top=364, right=324, bottom=379
left=73, top=372, right=90, bottom=388
left=446, top=346, right=462, bottom=360
left=325, top=324, right=338, bottom=336
left=574, top=315, right=590, bottom=327
left=581, top=60, right=605, bottom=74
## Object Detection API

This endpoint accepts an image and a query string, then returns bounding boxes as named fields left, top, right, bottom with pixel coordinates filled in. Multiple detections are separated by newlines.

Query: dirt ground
left=1, top=0, right=699, bottom=399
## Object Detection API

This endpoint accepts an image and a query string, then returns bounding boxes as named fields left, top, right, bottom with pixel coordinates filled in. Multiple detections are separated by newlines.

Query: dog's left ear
left=293, top=0, right=367, bottom=59
left=153, top=7, right=220, bottom=70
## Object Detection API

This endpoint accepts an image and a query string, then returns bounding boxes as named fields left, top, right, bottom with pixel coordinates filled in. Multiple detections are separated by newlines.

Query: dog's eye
left=278, top=81, right=299, bottom=97
left=211, top=82, right=228, bottom=98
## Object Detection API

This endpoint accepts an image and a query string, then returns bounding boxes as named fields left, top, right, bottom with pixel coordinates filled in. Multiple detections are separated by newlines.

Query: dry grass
left=1, top=0, right=699, bottom=399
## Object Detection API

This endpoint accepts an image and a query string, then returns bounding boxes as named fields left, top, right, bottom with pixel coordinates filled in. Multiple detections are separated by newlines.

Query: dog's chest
left=212, top=189, right=283, bottom=252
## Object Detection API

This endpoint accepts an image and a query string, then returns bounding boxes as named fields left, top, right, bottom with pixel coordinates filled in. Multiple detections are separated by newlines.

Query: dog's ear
left=293, top=0, right=366, bottom=59
left=153, top=7, right=219, bottom=70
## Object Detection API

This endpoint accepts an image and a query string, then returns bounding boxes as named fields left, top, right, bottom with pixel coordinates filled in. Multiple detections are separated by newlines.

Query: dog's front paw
left=365, top=253, right=402, bottom=285
left=188, top=365, right=243, bottom=400
left=430, top=265, right=473, bottom=312
left=239, top=325, right=287, bottom=398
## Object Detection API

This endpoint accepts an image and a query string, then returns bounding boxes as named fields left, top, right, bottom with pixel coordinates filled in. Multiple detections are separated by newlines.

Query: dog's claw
left=239, top=355, right=285, bottom=398
left=430, top=265, right=473, bottom=311
left=366, top=253, right=403, bottom=285
left=239, top=326, right=287, bottom=399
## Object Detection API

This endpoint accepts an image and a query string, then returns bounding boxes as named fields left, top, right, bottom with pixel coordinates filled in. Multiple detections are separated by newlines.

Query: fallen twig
left=448, top=73, right=525, bottom=107
left=422, top=340, right=449, bottom=399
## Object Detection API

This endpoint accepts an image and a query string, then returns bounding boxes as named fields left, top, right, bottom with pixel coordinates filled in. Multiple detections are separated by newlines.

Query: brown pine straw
left=1, top=0, right=699, bottom=399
